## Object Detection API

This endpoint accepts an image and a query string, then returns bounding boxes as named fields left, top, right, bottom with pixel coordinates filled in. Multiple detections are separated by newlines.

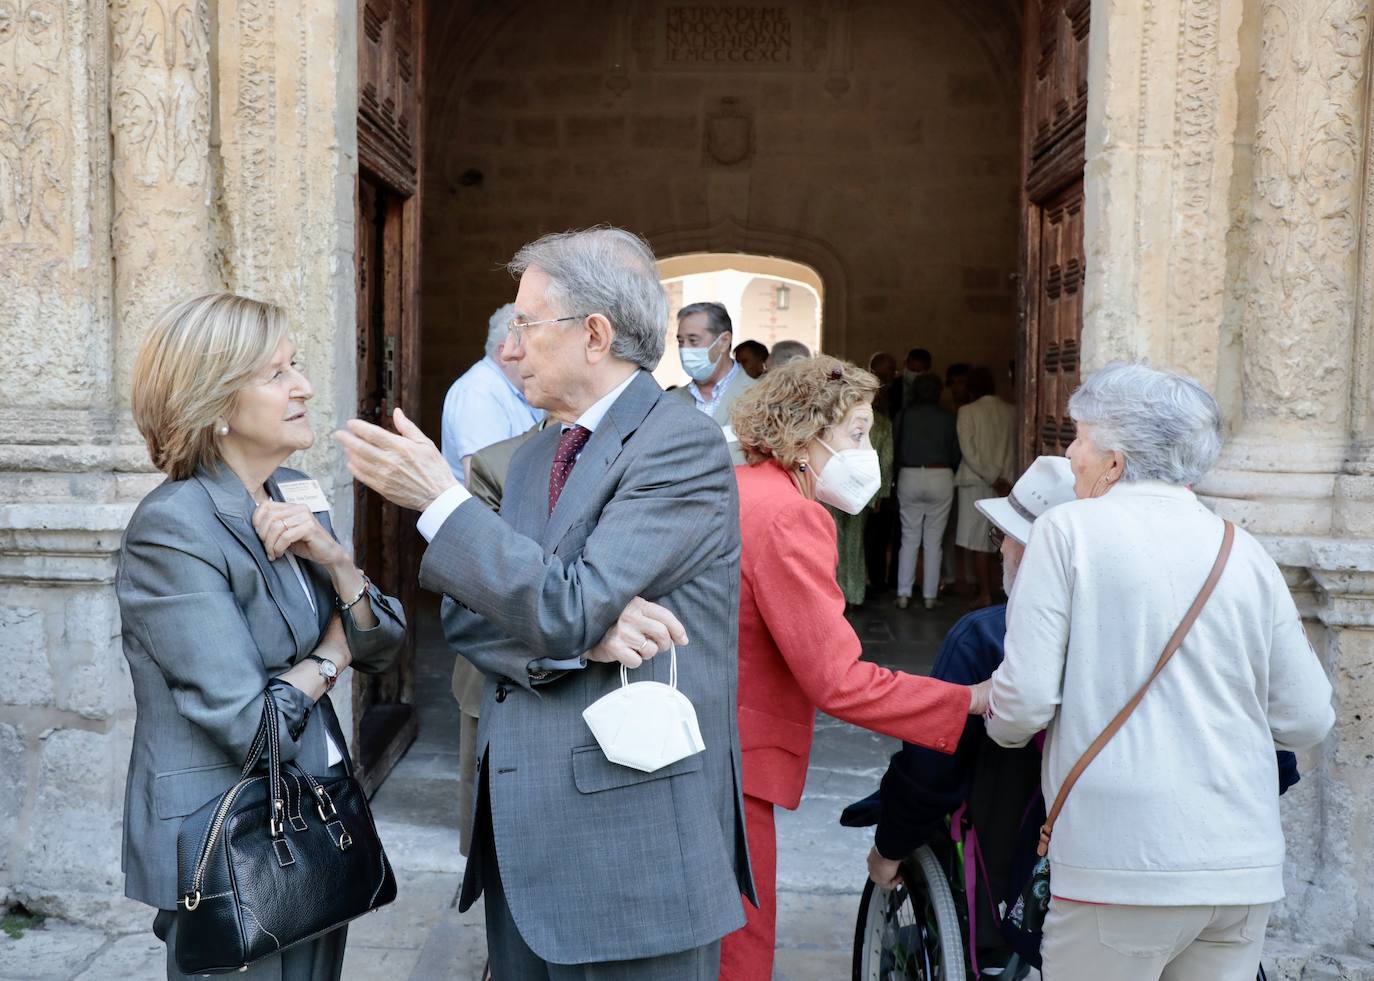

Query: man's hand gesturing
left=587, top=597, right=689, bottom=669
left=332, top=407, right=457, bottom=512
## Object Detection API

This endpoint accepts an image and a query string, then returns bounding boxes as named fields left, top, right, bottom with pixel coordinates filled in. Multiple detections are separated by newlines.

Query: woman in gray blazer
left=117, top=292, right=406, bottom=980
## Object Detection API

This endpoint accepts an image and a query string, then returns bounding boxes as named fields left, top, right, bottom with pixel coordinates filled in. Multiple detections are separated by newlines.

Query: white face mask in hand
left=581, top=646, right=706, bottom=773
left=814, top=438, right=882, bottom=515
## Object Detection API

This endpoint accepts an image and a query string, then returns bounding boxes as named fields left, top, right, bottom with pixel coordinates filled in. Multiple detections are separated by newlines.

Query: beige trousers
left=1041, top=898, right=1271, bottom=981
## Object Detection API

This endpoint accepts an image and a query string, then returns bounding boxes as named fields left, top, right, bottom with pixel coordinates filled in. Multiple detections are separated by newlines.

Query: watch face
left=320, top=660, right=338, bottom=679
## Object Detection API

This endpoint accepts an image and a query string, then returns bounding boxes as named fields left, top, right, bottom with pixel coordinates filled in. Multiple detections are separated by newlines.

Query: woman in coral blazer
left=721, top=356, right=987, bottom=981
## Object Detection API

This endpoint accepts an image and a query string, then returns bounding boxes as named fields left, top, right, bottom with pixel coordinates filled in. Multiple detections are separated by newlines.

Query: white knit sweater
left=987, top=481, right=1334, bottom=906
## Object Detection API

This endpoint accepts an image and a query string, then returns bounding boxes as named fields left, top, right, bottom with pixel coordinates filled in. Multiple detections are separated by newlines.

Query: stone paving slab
left=71, top=932, right=165, bottom=981
left=0, top=922, right=129, bottom=981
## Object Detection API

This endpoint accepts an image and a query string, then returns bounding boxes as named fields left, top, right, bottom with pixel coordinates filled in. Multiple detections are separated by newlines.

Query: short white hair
left=508, top=227, right=668, bottom=371
left=1068, top=362, right=1223, bottom=486
left=485, top=302, right=515, bottom=358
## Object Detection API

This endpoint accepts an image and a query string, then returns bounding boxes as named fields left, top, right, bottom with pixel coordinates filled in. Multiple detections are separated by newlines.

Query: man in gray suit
left=672, top=301, right=756, bottom=465
left=335, top=228, right=753, bottom=978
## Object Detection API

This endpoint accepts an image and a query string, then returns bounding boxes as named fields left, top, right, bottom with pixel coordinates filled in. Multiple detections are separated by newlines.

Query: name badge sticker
left=277, top=479, right=332, bottom=513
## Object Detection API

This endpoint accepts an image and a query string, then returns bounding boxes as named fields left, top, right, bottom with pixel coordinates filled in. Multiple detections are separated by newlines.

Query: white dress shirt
left=283, top=552, right=344, bottom=767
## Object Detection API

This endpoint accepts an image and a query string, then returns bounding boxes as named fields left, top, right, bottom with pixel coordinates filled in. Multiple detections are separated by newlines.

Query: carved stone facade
left=0, top=0, right=1371, bottom=975
left=0, top=0, right=359, bottom=929
left=1087, top=0, right=1374, bottom=974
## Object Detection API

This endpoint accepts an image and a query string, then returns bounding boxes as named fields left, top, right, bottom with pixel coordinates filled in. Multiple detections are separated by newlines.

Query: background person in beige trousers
left=987, top=363, right=1334, bottom=981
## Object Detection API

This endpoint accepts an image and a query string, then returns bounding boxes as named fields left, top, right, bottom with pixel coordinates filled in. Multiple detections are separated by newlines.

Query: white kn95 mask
left=581, top=645, right=706, bottom=773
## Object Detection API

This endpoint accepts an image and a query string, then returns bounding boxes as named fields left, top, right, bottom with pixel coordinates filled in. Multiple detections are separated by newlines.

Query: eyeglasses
left=506, top=315, right=583, bottom=346
left=988, top=527, right=1006, bottom=548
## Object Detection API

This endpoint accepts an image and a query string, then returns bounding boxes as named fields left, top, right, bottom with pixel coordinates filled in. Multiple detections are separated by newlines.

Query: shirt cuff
left=417, top=483, right=472, bottom=542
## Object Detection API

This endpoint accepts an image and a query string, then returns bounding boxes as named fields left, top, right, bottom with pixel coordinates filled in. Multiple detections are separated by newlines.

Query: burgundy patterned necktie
left=548, top=425, right=592, bottom=513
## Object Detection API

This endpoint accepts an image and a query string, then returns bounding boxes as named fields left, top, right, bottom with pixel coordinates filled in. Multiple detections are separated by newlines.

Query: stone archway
left=656, top=250, right=826, bottom=389
left=650, top=220, right=847, bottom=358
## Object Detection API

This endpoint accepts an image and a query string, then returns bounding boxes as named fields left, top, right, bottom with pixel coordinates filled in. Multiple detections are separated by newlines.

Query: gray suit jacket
left=420, top=370, right=754, bottom=963
left=670, top=365, right=756, bottom=464
left=115, top=463, right=406, bottom=910
left=451, top=426, right=541, bottom=715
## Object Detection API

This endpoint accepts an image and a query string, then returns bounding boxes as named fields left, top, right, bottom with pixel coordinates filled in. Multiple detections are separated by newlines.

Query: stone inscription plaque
left=664, top=6, right=793, bottom=66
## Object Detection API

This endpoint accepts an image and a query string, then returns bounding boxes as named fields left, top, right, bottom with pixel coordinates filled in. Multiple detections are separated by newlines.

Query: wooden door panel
left=1020, top=0, right=1087, bottom=468
left=353, top=0, right=423, bottom=796
left=1033, top=183, right=1084, bottom=456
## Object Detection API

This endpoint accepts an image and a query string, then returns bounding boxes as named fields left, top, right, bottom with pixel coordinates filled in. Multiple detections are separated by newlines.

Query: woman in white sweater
left=987, top=363, right=1334, bottom=981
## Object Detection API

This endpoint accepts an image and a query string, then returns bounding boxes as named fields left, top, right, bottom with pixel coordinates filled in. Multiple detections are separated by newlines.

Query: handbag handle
left=237, top=691, right=288, bottom=837
left=1036, top=520, right=1235, bottom=857
left=619, top=644, right=678, bottom=690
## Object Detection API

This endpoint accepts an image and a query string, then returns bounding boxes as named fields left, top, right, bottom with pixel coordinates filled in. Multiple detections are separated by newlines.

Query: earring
left=798, top=460, right=808, bottom=473
left=217, top=424, right=229, bottom=436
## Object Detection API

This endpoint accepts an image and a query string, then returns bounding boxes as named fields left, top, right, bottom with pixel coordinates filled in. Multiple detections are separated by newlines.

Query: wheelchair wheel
left=853, top=845, right=966, bottom=981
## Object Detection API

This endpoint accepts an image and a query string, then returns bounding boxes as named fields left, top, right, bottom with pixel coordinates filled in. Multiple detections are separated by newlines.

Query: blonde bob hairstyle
left=730, top=354, right=878, bottom=469
left=131, top=292, right=290, bottom=481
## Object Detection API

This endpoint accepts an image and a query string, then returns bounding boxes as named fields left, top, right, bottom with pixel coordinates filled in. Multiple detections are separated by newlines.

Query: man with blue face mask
left=673, top=301, right=757, bottom=464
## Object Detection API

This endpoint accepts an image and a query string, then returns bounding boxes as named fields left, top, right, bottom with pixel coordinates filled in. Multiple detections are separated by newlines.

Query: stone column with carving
left=1200, top=0, right=1368, bottom=535
left=2, top=0, right=222, bottom=929
left=110, top=0, right=218, bottom=397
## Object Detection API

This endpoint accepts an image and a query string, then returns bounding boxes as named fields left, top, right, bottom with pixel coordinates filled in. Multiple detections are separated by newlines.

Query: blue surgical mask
left=680, top=335, right=725, bottom=382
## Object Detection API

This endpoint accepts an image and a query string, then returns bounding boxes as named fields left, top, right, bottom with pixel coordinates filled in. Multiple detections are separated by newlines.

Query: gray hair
left=508, top=227, right=668, bottom=371
left=1068, top=362, right=1223, bottom=486
left=769, top=339, right=811, bottom=368
left=676, top=301, right=732, bottom=338
left=485, top=302, right=516, bottom=358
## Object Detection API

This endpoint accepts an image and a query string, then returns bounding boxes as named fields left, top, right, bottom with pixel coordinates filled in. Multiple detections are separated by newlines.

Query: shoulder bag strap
left=1036, top=520, right=1235, bottom=857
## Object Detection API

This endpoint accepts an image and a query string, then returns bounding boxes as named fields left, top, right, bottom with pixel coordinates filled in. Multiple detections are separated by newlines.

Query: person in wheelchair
left=844, top=454, right=1303, bottom=980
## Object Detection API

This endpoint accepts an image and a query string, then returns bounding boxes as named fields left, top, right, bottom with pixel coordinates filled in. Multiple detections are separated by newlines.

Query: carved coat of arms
left=706, top=98, right=753, bottom=166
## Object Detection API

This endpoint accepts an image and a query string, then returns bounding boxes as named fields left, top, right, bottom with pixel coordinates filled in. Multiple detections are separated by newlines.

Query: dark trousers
left=865, top=497, right=900, bottom=590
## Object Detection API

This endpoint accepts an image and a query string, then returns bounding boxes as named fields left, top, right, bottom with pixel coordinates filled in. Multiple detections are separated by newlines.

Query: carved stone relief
left=1166, top=0, right=1227, bottom=378
left=704, top=96, right=752, bottom=165
left=0, top=0, right=111, bottom=412
left=110, top=2, right=210, bottom=187
left=1241, top=0, right=1367, bottom=426
left=109, top=0, right=215, bottom=402
left=0, top=0, right=69, bottom=244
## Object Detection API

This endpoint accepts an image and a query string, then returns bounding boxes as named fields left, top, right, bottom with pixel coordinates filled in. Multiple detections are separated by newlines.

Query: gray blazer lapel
left=263, top=474, right=329, bottom=643
left=542, top=371, right=662, bottom=549
left=506, top=426, right=560, bottom=540
left=194, top=465, right=306, bottom=655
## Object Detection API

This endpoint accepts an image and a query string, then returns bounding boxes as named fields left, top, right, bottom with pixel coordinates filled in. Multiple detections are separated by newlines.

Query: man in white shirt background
left=440, top=302, right=544, bottom=484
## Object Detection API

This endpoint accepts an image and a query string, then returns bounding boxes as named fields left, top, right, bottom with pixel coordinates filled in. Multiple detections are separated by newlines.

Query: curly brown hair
left=730, top=355, right=878, bottom=469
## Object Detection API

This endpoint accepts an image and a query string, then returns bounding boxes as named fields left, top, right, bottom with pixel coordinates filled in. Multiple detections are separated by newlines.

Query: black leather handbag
left=172, top=692, right=397, bottom=975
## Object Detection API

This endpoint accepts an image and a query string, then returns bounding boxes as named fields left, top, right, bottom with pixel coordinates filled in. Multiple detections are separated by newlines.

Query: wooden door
left=1019, top=0, right=1088, bottom=466
left=354, top=0, right=423, bottom=796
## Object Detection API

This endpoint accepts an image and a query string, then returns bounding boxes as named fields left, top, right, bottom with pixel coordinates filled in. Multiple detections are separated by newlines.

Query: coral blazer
left=736, top=460, right=971, bottom=810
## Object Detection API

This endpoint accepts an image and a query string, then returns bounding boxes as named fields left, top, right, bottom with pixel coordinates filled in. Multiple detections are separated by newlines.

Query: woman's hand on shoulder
left=252, top=500, right=349, bottom=568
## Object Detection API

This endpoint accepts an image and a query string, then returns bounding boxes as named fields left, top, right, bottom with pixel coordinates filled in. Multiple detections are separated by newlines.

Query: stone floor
left=0, top=588, right=973, bottom=981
